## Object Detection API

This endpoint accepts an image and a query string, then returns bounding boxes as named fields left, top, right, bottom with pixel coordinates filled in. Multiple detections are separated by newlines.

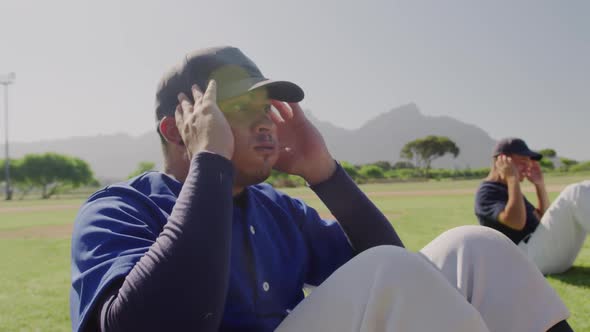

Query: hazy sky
left=1, top=0, right=588, bottom=160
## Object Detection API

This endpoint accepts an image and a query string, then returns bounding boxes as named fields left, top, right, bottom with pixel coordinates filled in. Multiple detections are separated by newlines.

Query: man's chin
left=236, top=168, right=272, bottom=187
left=254, top=168, right=272, bottom=183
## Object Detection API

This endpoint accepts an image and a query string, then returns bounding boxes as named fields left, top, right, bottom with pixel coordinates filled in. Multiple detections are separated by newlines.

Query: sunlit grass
left=0, top=173, right=588, bottom=331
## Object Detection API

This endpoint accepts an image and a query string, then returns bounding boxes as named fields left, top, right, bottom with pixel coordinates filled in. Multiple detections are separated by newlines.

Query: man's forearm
left=534, top=183, right=550, bottom=217
left=310, top=163, right=404, bottom=252
left=100, top=152, right=234, bottom=332
left=499, top=178, right=527, bottom=230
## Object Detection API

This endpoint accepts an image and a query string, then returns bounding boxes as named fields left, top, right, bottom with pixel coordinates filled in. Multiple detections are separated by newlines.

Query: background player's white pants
left=276, top=226, right=569, bottom=332
left=519, top=180, right=590, bottom=274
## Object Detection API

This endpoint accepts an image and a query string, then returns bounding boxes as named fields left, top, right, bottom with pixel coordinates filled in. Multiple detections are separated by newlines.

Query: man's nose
left=253, top=114, right=275, bottom=133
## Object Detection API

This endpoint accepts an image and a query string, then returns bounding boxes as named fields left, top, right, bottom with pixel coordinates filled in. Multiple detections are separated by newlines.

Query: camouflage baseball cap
left=155, top=46, right=304, bottom=121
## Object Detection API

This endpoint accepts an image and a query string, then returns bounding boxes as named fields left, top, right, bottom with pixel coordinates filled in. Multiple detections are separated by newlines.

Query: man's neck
left=163, top=148, right=190, bottom=183
left=164, top=163, right=188, bottom=183
left=232, top=186, right=245, bottom=197
left=164, top=150, right=247, bottom=197
left=486, top=171, right=504, bottom=184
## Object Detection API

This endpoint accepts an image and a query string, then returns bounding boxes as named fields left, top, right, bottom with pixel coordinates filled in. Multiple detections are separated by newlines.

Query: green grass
left=284, top=176, right=590, bottom=331
left=0, top=198, right=83, bottom=208
left=0, top=174, right=588, bottom=331
left=0, top=210, right=77, bottom=231
left=0, top=239, right=71, bottom=332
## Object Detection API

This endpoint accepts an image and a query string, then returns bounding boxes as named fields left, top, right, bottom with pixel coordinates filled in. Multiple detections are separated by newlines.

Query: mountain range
left=6, top=104, right=496, bottom=181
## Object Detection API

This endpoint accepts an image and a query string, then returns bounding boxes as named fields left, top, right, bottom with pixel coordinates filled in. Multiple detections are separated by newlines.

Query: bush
left=539, top=159, right=554, bottom=170
left=392, top=161, right=415, bottom=169
left=559, top=158, right=579, bottom=171
left=459, top=168, right=490, bottom=178
left=427, top=169, right=451, bottom=180
left=272, top=175, right=305, bottom=188
left=128, top=161, right=156, bottom=179
left=264, top=160, right=493, bottom=186
left=424, top=168, right=489, bottom=180
left=341, top=161, right=363, bottom=181
left=395, top=168, right=422, bottom=180
left=265, top=170, right=306, bottom=188
left=371, top=161, right=392, bottom=171
left=569, top=161, right=590, bottom=172
left=359, top=165, right=385, bottom=179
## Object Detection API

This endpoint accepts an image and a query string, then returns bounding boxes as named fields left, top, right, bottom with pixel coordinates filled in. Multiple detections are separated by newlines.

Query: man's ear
left=159, top=116, right=184, bottom=146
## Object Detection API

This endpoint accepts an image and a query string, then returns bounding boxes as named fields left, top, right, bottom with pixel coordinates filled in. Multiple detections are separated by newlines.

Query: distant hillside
left=7, top=132, right=164, bottom=183
left=312, top=103, right=496, bottom=169
left=6, top=104, right=496, bottom=180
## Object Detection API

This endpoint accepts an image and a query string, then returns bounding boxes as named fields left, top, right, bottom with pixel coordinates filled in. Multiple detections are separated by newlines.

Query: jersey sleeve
left=70, top=187, right=161, bottom=332
left=475, top=184, right=507, bottom=223
left=70, top=152, right=235, bottom=332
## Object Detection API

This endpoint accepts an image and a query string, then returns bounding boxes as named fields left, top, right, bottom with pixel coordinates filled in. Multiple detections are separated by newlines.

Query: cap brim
left=519, top=150, right=543, bottom=161
left=529, top=151, right=543, bottom=161
left=493, top=150, right=543, bottom=160
left=249, top=79, right=304, bottom=103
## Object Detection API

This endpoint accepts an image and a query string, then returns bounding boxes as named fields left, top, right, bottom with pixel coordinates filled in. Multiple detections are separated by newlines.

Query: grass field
left=0, top=173, right=588, bottom=331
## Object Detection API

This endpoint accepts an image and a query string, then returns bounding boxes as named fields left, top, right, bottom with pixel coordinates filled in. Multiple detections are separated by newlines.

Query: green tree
left=559, top=158, right=578, bottom=171
left=0, top=158, right=23, bottom=183
left=539, top=149, right=557, bottom=158
left=128, top=161, right=156, bottom=179
left=400, top=136, right=460, bottom=174
left=9, top=158, right=42, bottom=199
left=19, top=153, right=96, bottom=199
left=0, top=158, right=26, bottom=200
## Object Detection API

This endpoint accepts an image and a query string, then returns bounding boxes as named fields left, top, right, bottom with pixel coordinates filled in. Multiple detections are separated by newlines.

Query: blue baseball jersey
left=70, top=171, right=354, bottom=331
left=474, top=181, right=540, bottom=244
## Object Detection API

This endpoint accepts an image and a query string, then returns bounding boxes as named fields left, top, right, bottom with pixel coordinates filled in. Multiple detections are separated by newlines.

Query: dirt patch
left=0, top=184, right=569, bottom=239
left=320, top=213, right=403, bottom=220
left=0, top=204, right=80, bottom=213
left=295, top=189, right=475, bottom=200
left=538, top=184, right=569, bottom=193
left=370, top=189, right=476, bottom=197
left=0, top=224, right=74, bottom=239
left=295, top=184, right=569, bottom=200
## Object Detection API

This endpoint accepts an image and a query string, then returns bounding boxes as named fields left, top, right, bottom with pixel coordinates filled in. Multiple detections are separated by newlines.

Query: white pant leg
left=421, top=225, right=569, bottom=332
left=276, top=245, right=490, bottom=332
left=520, top=181, right=590, bottom=274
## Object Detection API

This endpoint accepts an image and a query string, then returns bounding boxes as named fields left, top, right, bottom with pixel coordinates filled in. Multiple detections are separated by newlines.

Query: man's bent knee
left=426, top=225, right=516, bottom=254
left=354, top=245, right=439, bottom=276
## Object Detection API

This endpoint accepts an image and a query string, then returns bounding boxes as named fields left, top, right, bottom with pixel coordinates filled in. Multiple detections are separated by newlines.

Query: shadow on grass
left=547, top=266, right=590, bottom=287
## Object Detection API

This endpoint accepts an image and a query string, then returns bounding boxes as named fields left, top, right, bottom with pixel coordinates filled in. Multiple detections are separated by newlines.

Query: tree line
left=0, top=153, right=97, bottom=199
left=0, top=156, right=161, bottom=200
left=267, top=136, right=590, bottom=187
left=2, top=137, right=589, bottom=197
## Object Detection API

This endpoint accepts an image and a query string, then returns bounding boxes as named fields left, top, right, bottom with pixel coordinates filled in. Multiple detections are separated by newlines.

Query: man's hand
left=495, top=155, right=519, bottom=182
left=526, top=160, right=549, bottom=217
left=526, top=161, right=545, bottom=186
left=176, top=80, right=234, bottom=160
left=495, top=155, right=527, bottom=230
left=270, top=101, right=336, bottom=185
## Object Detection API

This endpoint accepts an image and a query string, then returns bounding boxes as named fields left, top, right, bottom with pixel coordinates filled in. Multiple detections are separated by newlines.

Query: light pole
left=0, top=72, right=15, bottom=200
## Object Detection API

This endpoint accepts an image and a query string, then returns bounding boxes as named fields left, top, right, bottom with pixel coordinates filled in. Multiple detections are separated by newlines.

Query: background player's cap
left=492, top=137, right=543, bottom=160
left=155, top=46, right=304, bottom=121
